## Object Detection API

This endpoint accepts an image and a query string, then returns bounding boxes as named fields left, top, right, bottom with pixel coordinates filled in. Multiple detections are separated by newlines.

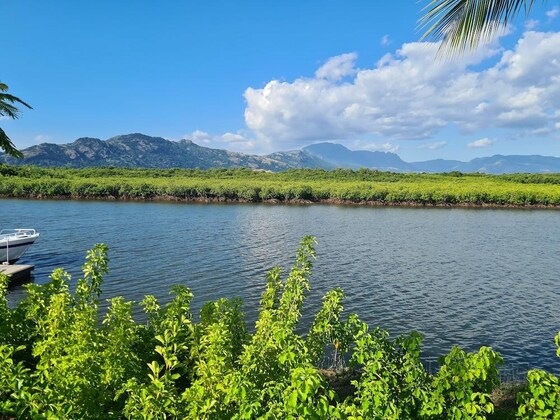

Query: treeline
left=2, top=165, right=560, bottom=206
left=1, top=238, right=558, bottom=418
left=4, top=164, right=560, bottom=183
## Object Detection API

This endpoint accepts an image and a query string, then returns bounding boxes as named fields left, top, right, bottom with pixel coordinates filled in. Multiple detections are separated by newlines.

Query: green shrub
left=0, top=237, right=557, bottom=418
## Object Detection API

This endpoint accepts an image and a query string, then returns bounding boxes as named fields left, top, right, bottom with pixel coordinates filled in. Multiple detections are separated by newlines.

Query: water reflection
left=2, top=199, right=559, bottom=374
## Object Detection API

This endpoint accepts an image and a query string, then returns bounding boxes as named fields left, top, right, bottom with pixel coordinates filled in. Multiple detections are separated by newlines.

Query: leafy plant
left=0, top=236, right=557, bottom=418
left=517, top=334, right=560, bottom=419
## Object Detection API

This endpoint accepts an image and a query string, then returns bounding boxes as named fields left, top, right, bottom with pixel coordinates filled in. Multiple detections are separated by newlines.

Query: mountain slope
left=1, top=134, right=297, bottom=171
left=305, top=143, right=560, bottom=174
left=266, top=150, right=335, bottom=170
left=2, top=135, right=560, bottom=174
left=411, top=159, right=464, bottom=173
left=303, top=143, right=411, bottom=171
left=462, top=155, right=560, bottom=174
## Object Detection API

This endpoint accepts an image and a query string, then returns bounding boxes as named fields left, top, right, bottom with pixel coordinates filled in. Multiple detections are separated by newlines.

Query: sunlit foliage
left=2, top=165, right=560, bottom=206
left=1, top=237, right=558, bottom=418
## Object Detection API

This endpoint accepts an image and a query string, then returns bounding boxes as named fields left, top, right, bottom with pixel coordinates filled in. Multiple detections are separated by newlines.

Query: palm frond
left=0, top=82, right=33, bottom=118
left=0, top=92, right=33, bottom=118
left=0, top=82, right=30, bottom=157
left=0, top=127, right=24, bottom=159
left=0, top=99, right=22, bottom=119
left=419, top=0, right=538, bottom=55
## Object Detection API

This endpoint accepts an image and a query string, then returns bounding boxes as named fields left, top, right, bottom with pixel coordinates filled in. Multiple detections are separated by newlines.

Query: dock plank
left=0, top=264, right=34, bottom=282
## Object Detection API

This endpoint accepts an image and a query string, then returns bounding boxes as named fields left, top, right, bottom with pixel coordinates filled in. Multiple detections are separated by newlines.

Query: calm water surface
left=2, top=199, right=559, bottom=373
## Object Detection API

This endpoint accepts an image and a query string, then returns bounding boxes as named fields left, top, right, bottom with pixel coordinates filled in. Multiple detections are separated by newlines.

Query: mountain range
left=2, top=133, right=560, bottom=174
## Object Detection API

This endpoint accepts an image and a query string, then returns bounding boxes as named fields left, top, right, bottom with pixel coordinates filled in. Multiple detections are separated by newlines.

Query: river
left=2, top=199, right=559, bottom=374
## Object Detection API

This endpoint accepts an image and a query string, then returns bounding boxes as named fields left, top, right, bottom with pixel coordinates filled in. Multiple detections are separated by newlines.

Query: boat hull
left=0, top=230, right=40, bottom=264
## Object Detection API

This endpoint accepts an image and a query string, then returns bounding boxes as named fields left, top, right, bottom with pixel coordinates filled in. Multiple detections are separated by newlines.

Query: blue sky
left=2, top=0, right=560, bottom=161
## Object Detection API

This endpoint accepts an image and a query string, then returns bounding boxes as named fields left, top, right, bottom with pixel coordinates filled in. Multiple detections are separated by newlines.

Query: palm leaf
left=419, top=0, right=538, bottom=55
left=0, top=82, right=32, bottom=158
left=0, top=127, right=24, bottom=159
left=0, top=93, right=33, bottom=118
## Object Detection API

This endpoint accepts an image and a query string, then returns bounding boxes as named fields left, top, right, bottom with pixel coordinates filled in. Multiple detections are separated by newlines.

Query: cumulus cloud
left=244, top=31, right=560, bottom=149
left=220, top=132, right=256, bottom=149
left=420, top=141, right=447, bottom=150
left=315, top=53, right=358, bottom=81
left=188, top=130, right=212, bottom=144
left=351, top=140, right=399, bottom=153
left=525, top=19, right=540, bottom=30
left=34, top=134, right=51, bottom=144
left=468, top=138, right=495, bottom=148
left=546, top=6, right=559, bottom=20
left=184, top=130, right=256, bottom=151
left=380, top=35, right=391, bottom=46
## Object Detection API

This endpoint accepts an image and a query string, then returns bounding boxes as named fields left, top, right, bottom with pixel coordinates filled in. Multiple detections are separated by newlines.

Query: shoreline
left=2, top=193, right=560, bottom=209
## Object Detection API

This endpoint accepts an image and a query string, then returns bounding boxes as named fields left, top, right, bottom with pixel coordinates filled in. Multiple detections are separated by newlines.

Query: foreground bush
left=0, top=237, right=558, bottom=419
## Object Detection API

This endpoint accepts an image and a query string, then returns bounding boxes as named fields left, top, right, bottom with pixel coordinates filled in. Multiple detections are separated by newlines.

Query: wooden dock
left=0, top=264, right=34, bottom=284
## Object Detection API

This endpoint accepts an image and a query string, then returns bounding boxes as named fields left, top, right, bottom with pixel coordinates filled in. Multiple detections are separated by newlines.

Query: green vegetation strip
left=2, top=165, right=560, bottom=207
left=1, top=237, right=559, bottom=418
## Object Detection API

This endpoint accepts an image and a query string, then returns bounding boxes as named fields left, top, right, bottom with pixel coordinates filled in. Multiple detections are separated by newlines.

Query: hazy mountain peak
left=304, top=142, right=407, bottom=171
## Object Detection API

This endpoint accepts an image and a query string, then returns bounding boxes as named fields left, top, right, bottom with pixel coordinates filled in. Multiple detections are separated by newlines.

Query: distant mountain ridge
left=2, top=133, right=560, bottom=174
left=303, top=143, right=410, bottom=172
left=303, top=144, right=560, bottom=174
left=0, top=133, right=324, bottom=172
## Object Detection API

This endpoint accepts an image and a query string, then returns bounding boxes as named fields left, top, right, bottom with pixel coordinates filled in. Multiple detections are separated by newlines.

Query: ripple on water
left=3, top=200, right=559, bottom=374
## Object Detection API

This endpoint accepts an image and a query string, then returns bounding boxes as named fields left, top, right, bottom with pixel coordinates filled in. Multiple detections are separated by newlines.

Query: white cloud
left=468, top=138, right=495, bottom=148
left=420, top=141, right=447, bottom=150
left=34, top=134, right=51, bottom=144
left=525, top=19, right=540, bottom=30
left=220, top=132, right=256, bottom=149
left=221, top=132, right=247, bottom=143
left=244, top=30, right=560, bottom=150
left=184, top=130, right=257, bottom=151
left=381, top=35, right=391, bottom=46
left=315, top=52, right=358, bottom=81
left=188, top=130, right=212, bottom=144
left=351, top=140, right=399, bottom=153
left=546, top=7, right=559, bottom=19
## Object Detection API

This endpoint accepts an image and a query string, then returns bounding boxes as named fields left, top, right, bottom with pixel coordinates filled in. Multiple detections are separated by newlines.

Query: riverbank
left=2, top=165, right=560, bottom=208
left=4, top=193, right=560, bottom=209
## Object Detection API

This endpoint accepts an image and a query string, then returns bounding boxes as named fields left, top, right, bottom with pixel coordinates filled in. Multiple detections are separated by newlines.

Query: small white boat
left=0, top=229, right=40, bottom=264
